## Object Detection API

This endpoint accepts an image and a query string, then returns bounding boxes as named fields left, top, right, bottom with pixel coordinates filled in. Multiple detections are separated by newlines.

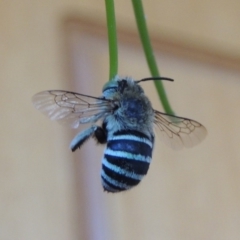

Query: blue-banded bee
left=32, top=76, right=207, bottom=193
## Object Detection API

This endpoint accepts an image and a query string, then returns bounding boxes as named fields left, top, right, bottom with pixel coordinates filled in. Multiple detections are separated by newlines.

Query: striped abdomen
left=101, top=130, right=154, bottom=193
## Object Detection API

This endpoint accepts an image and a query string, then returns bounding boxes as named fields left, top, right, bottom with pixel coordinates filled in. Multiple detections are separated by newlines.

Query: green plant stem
left=131, top=0, right=174, bottom=115
left=105, top=0, right=118, bottom=81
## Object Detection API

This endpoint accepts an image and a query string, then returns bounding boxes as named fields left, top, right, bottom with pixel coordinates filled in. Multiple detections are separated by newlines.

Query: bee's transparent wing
left=154, top=110, right=207, bottom=150
left=32, top=90, right=112, bottom=128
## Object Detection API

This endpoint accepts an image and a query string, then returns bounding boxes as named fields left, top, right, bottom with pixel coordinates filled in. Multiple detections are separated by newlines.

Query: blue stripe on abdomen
left=107, top=139, right=152, bottom=158
left=101, top=131, right=154, bottom=192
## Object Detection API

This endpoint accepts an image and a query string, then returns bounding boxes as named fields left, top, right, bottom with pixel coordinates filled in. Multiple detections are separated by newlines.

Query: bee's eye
left=118, top=80, right=128, bottom=93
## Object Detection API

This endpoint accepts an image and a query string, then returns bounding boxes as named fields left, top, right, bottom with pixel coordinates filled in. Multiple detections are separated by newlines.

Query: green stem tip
left=131, top=0, right=174, bottom=115
left=105, top=0, right=118, bottom=81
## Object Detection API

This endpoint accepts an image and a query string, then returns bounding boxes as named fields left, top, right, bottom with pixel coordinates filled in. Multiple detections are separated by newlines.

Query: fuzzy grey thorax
left=103, top=77, right=155, bottom=136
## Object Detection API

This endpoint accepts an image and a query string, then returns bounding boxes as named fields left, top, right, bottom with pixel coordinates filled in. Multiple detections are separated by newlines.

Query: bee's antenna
left=136, top=77, right=174, bottom=83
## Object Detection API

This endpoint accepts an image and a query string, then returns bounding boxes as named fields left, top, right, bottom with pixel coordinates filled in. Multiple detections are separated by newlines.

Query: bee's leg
left=94, top=125, right=107, bottom=144
left=70, top=125, right=98, bottom=152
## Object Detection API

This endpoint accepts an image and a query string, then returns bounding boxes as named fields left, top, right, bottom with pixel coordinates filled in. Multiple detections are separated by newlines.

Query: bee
left=32, top=75, right=207, bottom=193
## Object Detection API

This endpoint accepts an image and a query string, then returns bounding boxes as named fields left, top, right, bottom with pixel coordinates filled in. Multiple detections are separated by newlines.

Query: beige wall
left=1, top=1, right=240, bottom=240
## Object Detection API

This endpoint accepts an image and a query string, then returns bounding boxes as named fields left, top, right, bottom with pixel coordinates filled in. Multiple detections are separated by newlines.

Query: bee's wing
left=32, top=90, right=112, bottom=128
left=154, top=110, right=207, bottom=150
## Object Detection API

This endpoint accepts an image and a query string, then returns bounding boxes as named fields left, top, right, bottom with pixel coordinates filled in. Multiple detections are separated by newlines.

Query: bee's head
left=102, top=75, right=174, bottom=99
left=102, top=76, right=141, bottom=98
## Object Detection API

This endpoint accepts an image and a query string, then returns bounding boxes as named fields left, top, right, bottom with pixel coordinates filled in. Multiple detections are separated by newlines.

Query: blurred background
left=1, top=0, right=240, bottom=239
